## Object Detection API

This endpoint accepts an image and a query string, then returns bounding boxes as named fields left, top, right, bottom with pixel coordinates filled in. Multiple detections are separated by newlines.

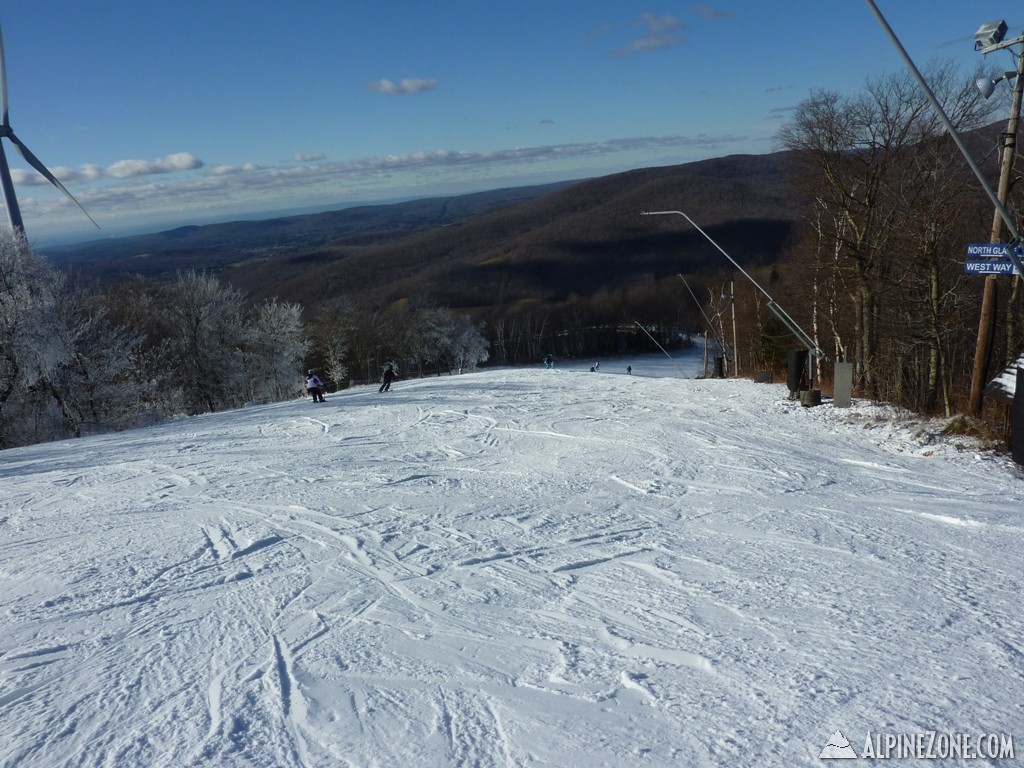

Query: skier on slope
left=305, top=370, right=326, bottom=403
left=379, top=364, right=396, bottom=393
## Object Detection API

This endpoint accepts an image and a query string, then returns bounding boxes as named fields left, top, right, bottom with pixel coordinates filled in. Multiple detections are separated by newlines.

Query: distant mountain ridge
left=42, top=180, right=579, bottom=279
left=44, top=151, right=804, bottom=311
left=229, top=151, right=803, bottom=309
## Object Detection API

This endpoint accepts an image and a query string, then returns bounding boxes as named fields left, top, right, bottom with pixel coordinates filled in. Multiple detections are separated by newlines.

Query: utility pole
left=730, top=279, right=739, bottom=376
left=969, top=35, right=1024, bottom=417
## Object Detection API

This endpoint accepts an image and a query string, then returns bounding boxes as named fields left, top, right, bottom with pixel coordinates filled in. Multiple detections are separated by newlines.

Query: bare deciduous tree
left=777, top=62, right=995, bottom=404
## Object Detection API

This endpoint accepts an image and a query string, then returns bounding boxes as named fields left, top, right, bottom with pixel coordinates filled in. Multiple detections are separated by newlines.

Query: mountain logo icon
left=819, top=730, right=858, bottom=759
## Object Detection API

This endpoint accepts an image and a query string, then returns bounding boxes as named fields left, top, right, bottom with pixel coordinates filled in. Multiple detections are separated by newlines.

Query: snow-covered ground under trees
left=2, top=351, right=1022, bottom=768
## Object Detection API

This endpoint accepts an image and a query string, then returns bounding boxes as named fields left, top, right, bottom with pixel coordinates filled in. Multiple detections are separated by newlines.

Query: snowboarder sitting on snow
left=305, top=369, right=326, bottom=403
left=379, top=364, right=396, bottom=393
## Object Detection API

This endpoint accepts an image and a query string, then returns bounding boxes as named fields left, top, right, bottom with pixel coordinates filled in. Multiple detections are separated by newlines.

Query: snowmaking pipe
left=641, top=210, right=826, bottom=362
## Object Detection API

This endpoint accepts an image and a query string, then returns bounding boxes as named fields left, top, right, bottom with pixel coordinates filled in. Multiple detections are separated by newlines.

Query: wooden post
left=969, top=46, right=1024, bottom=416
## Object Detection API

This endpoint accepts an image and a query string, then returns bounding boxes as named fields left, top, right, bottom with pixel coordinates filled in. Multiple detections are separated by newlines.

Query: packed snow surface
left=2, top=354, right=1022, bottom=767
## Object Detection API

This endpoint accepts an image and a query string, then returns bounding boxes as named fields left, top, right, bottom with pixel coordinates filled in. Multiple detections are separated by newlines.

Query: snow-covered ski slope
left=2, top=355, right=1022, bottom=767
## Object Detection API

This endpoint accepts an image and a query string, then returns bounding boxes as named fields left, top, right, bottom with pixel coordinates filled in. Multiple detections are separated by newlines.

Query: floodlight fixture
left=977, top=72, right=1019, bottom=99
left=975, top=20, right=1008, bottom=50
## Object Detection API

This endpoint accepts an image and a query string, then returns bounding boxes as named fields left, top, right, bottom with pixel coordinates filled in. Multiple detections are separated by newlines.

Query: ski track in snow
left=1, top=358, right=1023, bottom=767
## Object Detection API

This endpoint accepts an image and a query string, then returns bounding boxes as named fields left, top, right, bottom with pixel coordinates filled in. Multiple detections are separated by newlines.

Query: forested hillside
left=229, top=153, right=801, bottom=309
left=42, top=181, right=578, bottom=281
left=46, top=153, right=801, bottom=313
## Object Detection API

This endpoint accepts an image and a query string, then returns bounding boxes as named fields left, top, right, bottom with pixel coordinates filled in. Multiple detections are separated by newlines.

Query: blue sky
left=1, top=1, right=1021, bottom=244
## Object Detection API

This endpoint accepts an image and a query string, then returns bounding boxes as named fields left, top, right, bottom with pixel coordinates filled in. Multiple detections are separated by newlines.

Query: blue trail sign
left=964, top=243, right=1023, bottom=275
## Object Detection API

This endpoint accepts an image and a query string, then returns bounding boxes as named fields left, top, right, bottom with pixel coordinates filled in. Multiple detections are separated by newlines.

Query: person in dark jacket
left=379, top=365, right=396, bottom=393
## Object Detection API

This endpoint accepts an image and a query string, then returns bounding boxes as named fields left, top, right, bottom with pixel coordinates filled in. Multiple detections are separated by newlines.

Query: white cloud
left=49, top=164, right=105, bottom=182
left=209, top=162, right=269, bottom=176
left=368, top=77, right=438, bottom=95
left=607, top=14, right=684, bottom=57
left=38, top=134, right=747, bottom=208
left=106, top=152, right=204, bottom=178
left=689, top=4, right=733, bottom=20
left=12, top=152, right=204, bottom=185
left=19, top=133, right=751, bottom=238
left=293, top=152, right=326, bottom=162
left=11, top=168, right=61, bottom=186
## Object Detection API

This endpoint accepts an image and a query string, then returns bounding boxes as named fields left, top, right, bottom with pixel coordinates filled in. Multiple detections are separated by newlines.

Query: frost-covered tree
left=0, top=230, right=67, bottom=446
left=414, top=307, right=455, bottom=373
left=44, top=286, right=149, bottom=437
left=99, top=278, right=188, bottom=419
left=243, top=300, right=308, bottom=403
left=445, top=314, right=490, bottom=372
left=160, top=270, right=248, bottom=414
left=416, top=308, right=489, bottom=373
left=0, top=232, right=150, bottom=446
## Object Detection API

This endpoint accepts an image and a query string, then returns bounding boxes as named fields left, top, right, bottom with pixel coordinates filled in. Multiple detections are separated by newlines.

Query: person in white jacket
left=305, top=370, right=326, bottom=403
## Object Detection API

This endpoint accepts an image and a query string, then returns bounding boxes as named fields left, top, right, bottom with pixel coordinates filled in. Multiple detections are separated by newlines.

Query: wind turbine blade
left=7, top=130, right=100, bottom=229
left=0, top=25, right=9, bottom=127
